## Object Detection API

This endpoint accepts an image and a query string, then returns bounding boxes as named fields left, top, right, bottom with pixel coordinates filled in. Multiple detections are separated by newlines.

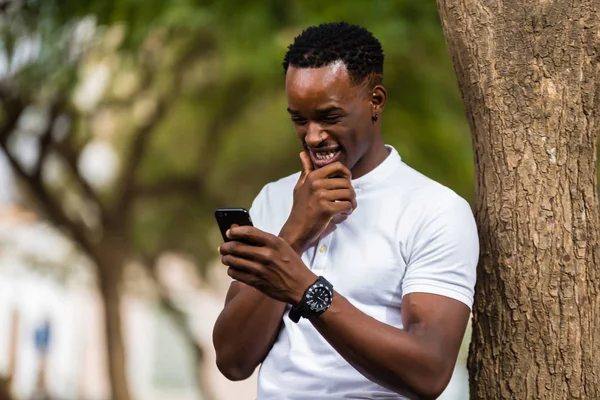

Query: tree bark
left=436, top=1, right=600, bottom=399
left=99, top=276, right=130, bottom=400
left=96, top=241, right=131, bottom=400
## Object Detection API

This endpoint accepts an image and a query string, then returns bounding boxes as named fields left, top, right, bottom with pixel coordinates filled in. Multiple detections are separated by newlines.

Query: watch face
left=306, top=285, right=332, bottom=312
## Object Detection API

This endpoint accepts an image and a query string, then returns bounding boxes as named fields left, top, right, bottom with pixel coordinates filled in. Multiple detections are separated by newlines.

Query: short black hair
left=283, top=22, right=384, bottom=86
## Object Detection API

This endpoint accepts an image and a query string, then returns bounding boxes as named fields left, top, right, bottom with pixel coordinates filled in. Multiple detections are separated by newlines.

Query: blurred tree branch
left=0, top=129, right=96, bottom=256
left=0, top=87, right=25, bottom=144
left=134, top=175, right=199, bottom=197
left=112, top=39, right=213, bottom=228
left=32, top=100, right=62, bottom=181
left=53, top=135, right=110, bottom=226
left=113, top=98, right=169, bottom=228
left=0, top=93, right=96, bottom=256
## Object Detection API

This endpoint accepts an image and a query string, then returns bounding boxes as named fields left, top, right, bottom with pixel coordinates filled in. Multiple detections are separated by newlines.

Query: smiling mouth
left=308, top=146, right=342, bottom=168
left=314, top=149, right=339, bottom=160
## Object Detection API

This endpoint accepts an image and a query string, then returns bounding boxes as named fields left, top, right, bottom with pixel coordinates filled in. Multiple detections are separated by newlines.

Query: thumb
left=298, top=151, right=313, bottom=183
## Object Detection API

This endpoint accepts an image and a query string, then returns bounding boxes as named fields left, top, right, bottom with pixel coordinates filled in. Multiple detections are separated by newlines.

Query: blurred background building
left=0, top=192, right=257, bottom=400
left=0, top=1, right=478, bottom=399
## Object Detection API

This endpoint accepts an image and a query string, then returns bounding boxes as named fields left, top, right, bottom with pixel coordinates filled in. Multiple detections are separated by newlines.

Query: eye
left=322, top=115, right=342, bottom=124
left=291, top=117, right=307, bottom=126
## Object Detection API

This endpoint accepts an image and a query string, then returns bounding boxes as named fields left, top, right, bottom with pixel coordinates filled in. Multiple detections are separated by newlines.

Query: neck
left=350, top=134, right=389, bottom=179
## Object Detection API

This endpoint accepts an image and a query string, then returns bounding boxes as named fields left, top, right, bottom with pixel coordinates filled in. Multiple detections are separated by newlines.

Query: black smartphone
left=215, top=208, right=253, bottom=242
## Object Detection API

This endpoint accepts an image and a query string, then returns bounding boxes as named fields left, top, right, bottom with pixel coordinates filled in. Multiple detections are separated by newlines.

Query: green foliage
left=3, top=0, right=480, bottom=269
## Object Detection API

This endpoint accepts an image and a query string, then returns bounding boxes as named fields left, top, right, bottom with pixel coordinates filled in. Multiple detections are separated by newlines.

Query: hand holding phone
left=215, top=208, right=253, bottom=242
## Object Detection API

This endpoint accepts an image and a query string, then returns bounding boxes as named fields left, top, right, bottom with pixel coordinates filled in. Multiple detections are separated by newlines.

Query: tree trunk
left=97, top=247, right=131, bottom=400
left=436, top=1, right=600, bottom=399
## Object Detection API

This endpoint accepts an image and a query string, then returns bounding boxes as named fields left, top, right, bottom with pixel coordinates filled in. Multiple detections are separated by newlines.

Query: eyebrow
left=287, top=106, right=345, bottom=115
left=317, top=106, right=345, bottom=114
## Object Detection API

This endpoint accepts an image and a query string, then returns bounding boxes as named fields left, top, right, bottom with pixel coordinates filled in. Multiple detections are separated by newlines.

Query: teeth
left=315, top=150, right=338, bottom=160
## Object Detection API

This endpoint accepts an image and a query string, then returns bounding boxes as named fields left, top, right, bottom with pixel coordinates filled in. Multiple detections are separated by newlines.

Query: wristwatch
left=289, top=276, right=334, bottom=323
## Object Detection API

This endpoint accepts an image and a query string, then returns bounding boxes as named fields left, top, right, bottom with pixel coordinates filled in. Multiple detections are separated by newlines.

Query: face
left=285, top=62, right=386, bottom=178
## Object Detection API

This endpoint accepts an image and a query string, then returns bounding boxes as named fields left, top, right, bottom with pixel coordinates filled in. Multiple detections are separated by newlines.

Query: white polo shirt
left=248, top=145, right=478, bottom=399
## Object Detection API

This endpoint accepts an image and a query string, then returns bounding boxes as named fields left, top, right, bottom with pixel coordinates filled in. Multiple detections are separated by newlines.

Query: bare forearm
left=213, top=285, right=286, bottom=380
left=311, top=294, right=451, bottom=399
left=213, top=229, right=306, bottom=380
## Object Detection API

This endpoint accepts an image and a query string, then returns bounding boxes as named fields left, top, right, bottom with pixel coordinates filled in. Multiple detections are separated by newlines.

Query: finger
left=321, top=188, right=354, bottom=201
left=332, top=213, right=349, bottom=224
left=227, top=267, right=259, bottom=286
left=227, top=225, right=274, bottom=246
left=312, top=161, right=352, bottom=180
left=298, top=151, right=314, bottom=184
left=311, top=178, right=354, bottom=191
left=221, top=254, right=263, bottom=275
left=319, top=222, right=338, bottom=239
left=220, top=241, right=273, bottom=263
left=328, top=200, right=354, bottom=215
left=322, top=189, right=357, bottom=210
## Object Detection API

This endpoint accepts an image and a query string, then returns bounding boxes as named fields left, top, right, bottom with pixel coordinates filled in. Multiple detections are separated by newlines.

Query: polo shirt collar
left=351, top=145, right=401, bottom=192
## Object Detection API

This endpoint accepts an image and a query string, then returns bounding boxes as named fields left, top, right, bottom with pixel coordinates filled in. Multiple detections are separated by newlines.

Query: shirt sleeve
left=401, top=194, right=479, bottom=308
left=248, top=183, right=272, bottom=234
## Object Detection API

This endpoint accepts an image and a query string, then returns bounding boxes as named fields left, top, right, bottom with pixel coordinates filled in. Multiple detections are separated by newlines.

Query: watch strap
left=289, top=276, right=333, bottom=323
left=288, top=278, right=318, bottom=323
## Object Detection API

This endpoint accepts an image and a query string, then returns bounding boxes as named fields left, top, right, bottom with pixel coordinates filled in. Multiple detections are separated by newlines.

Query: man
left=213, top=22, right=478, bottom=399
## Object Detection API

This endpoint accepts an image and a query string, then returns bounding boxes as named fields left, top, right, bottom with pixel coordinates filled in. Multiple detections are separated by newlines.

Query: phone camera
left=223, top=212, right=228, bottom=216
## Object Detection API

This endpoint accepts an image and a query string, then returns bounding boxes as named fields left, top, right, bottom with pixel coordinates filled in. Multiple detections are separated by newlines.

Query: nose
left=304, top=121, right=325, bottom=147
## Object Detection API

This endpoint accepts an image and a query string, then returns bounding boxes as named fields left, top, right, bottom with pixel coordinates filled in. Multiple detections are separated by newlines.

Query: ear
left=371, top=85, right=387, bottom=115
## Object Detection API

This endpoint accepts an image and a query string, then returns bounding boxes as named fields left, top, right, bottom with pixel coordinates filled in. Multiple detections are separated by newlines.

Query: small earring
left=372, top=113, right=379, bottom=122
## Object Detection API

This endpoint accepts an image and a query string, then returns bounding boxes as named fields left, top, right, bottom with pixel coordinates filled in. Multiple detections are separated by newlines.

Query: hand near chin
left=280, top=151, right=357, bottom=253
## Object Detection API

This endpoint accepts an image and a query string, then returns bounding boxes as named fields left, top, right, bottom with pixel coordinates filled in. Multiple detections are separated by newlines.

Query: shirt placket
left=311, top=234, right=333, bottom=274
